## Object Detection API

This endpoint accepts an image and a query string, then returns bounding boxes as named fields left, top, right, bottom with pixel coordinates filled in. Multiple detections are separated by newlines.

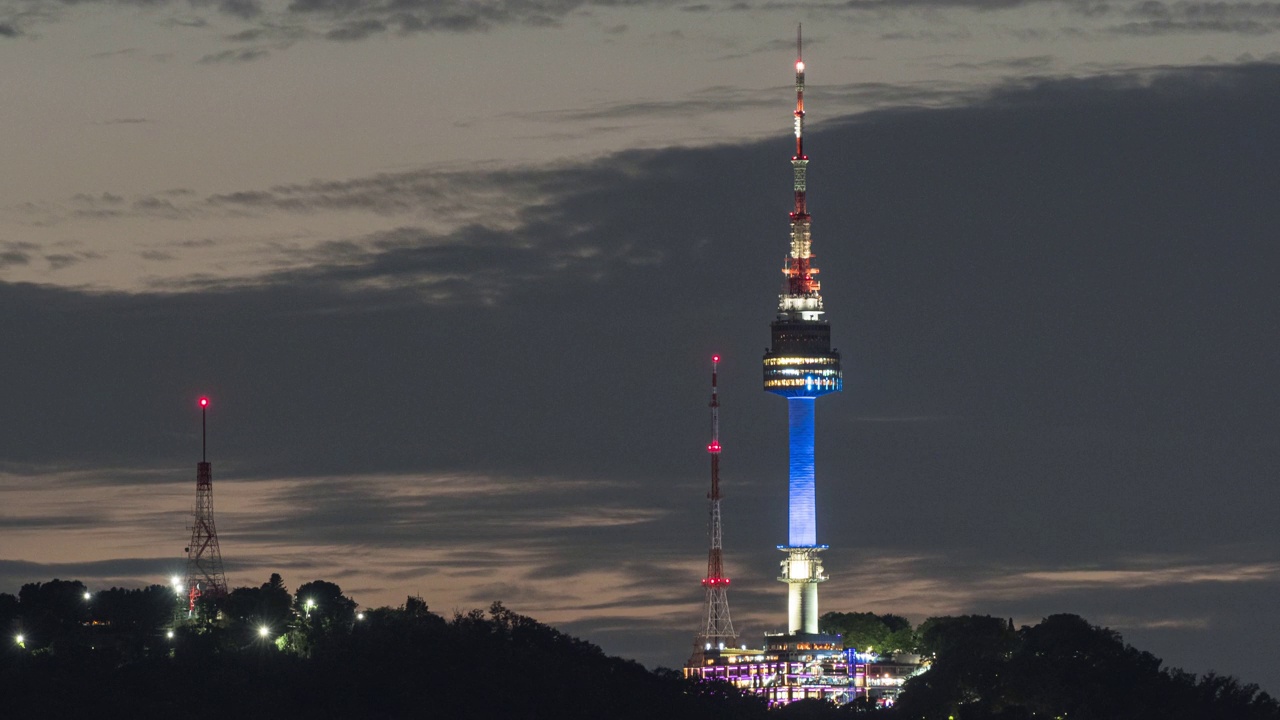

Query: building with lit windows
left=686, top=637, right=923, bottom=707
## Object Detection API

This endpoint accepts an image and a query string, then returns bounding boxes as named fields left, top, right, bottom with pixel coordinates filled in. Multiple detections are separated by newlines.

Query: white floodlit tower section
left=696, top=355, right=738, bottom=650
left=763, top=25, right=842, bottom=636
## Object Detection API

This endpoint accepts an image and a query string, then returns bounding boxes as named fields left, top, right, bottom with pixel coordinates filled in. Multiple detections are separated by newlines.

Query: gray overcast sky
left=3, top=0, right=1280, bottom=695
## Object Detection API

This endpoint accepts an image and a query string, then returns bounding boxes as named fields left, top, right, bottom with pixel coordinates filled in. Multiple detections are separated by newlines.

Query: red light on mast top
left=712, top=354, right=720, bottom=363
left=199, top=397, right=209, bottom=408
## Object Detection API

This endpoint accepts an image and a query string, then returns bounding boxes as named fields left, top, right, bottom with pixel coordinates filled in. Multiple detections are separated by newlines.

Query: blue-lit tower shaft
left=763, top=26, right=842, bottom=636
left=788, top=398, right=816, bottom=546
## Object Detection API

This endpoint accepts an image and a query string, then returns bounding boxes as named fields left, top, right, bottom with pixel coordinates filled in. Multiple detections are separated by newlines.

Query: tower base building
left=684, top=637, right=922, bottom=708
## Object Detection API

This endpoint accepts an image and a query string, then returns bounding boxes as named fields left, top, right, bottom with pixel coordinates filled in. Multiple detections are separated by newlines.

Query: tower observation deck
left=763, top=25, right=842, bottom=637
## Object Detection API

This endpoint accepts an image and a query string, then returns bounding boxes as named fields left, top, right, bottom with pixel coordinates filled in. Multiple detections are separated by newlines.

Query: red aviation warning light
left=199, top=397, right=209, bottom=408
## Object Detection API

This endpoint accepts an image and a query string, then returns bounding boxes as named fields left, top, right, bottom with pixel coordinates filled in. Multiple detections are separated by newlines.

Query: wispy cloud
left=1017, top=564, right=1280, bottom=589
left=1112, top=1, right=1280, bottom=35
left=2, top=0, right=1274, bottom=56
left=0, top=241, right=37, bottom=268
left=0, top=250, right=31, bottom=268
left=0, top=0, right=684, bottom=44
left=199, top=47, right=271, bottom=63
left=44, top=251, right=99, bottom=270
left=506, top=79, right=972, bottom=127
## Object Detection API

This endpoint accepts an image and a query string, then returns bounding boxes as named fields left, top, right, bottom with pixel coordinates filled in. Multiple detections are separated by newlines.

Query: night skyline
left=3, top=1, right=1280, bottom=696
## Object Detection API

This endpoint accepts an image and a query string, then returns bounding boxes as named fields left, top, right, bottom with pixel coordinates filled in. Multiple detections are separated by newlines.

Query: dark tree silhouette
left=16, top=579, right=90, bottom=651
left=0, top=592, right=18, bottom=637
left=821, top=611, right=918, bottom=654
left=293, top=580, right=356, bottom=626
left=895, top=613, right=1280, bottom=720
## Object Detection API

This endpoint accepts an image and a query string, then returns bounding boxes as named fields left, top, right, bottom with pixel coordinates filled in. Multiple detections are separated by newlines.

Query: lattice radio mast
left=184, top=396, right=227, bottom=613
left=696, top=354, right=738, bottom=649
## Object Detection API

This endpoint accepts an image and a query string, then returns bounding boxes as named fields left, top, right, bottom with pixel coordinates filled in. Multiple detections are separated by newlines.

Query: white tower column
left=779, top=546, right=826, bottom=634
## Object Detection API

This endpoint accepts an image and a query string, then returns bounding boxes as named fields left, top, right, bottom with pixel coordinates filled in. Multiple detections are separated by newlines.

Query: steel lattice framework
left=184, top=397, right=227, bottom=612
left=697, top=355, right=738, bottom=650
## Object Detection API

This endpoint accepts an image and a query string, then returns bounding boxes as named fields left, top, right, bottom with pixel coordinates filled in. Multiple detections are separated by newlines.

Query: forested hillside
left=3, top=577, right=1276, bottom=719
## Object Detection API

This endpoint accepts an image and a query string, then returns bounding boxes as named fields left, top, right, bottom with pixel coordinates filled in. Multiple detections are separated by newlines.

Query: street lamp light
left=258, top=626, right=270, bottom=638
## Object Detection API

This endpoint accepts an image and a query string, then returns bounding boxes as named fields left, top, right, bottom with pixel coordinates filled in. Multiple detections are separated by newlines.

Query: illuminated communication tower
left=183, top=396, right=227, bottom=612
left=763, top=26, right=843, bottom=636
left=696, top=354, right=738, bottom=650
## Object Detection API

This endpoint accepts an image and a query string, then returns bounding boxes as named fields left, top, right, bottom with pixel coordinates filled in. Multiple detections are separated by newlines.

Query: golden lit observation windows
left=763, top=356, right=839, bottom=367
left=764, top=378, right=840, bottom=389
left=771, top=368, right=841, bottom=377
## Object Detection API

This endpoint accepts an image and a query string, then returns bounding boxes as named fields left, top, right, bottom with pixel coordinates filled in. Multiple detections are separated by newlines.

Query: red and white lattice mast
left=184, top=396, right=227, bottom=613
left=696, top=355, right=738, bottom=650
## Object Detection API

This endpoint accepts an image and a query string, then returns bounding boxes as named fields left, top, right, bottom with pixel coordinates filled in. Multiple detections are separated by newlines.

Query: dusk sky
left=3, top=0, right=1280, bottom=694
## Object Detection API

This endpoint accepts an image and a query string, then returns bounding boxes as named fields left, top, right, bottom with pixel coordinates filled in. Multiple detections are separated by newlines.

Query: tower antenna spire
left=695, top=354, right=737, bottom=651
left=786, top=23, right=814, bottom=297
